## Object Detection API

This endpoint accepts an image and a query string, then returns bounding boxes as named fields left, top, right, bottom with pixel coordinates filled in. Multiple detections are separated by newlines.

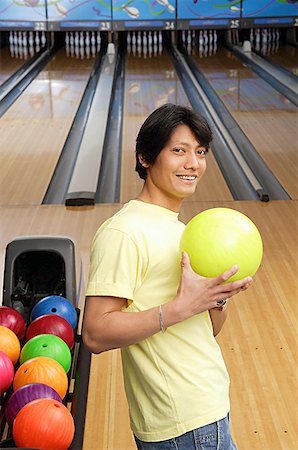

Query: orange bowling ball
left=13, top=356, right=68, bottom=399
left=0, top=325, right=20, bottom=365
left=13, top=398, right=75, bottom=450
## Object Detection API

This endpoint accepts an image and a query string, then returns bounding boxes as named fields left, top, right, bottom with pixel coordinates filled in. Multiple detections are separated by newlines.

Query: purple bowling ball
left=6, top=382, right=62, bottom=426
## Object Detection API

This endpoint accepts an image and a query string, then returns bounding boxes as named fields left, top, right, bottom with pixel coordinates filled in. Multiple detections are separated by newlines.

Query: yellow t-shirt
left=86, top=200, right=230, bottom=442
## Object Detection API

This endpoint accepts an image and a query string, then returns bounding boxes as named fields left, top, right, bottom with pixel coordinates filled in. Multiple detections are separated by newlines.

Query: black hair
left=135, top=103, right=213, bottom=180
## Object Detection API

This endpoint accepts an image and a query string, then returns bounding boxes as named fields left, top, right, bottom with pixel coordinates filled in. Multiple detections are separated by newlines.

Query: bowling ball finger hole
left=51, top=308, right=57, bottom=312
left=42, top=344, right=48, bottom=348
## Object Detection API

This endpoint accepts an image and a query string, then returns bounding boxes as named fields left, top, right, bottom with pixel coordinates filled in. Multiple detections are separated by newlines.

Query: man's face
left=141, top=124, right=207, bottom=209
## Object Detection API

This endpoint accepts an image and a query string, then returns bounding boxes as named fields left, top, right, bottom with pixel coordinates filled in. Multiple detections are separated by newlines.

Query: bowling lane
left=192, top=47, right=298, bottom=199
left=0, top=48, right=95, bottom=205
left=120, top=48, right=233, bottom=204
left=0, top=47, right=25, bottom=86
left=265, top=44, right=298, bottom=76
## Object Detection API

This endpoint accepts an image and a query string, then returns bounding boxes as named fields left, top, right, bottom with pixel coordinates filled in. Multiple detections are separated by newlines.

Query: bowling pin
left=255, top=28, right=260, bottom=44
left=132, top=31, right=136, bottom=45
left=79, top=31, right=84, bottom=48
left=41, top=31, right=46, bottom=46
left=250, top=28, right=254, bottom=44
left=255, top=28, right=260, bottom=51
left=23, top=31, right=27, bottom=47
left=90, top=32, right=95, bottom=46
left=137, top=31, right=141, bottom=46
left=199, top=30, right=203, bottom=47
left=276, top=28, right=280, bottom=41
left=29, top=31, right=34, bottom=47
left=261, top=28, right=267, bottom=45
left=209, top=30, right=213, bottom=44
left=187, top=30, right=191, bottom=45
left=213, top=30, right=217, bottom=44
left=182, top=30, right=186, bottom=44
left=143, top=31, right=147, bottom=48
left=192, top=30, right=196, bottom=45
left=85, top=31, right=90, bottom=47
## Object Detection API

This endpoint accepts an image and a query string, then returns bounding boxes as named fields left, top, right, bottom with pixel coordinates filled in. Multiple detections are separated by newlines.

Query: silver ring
left=216, top=300, right=225, bottom=307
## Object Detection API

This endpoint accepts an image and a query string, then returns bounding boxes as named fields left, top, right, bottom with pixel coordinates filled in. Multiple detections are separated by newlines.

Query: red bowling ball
left=0, top=350, right=14, bottom=396
left=26, top=314, right=75, bottom=349
left=0, top=306, right=26, bottom=340
left=12, top=398, right=75, bottom=450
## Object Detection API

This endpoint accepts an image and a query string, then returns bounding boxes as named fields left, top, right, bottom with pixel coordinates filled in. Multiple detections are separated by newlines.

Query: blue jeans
left=134, top=415, right=237, bottom=450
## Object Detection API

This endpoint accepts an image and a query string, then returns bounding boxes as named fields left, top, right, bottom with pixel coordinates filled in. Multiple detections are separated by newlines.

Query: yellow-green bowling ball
left=180, top=208, right=263, bottom=282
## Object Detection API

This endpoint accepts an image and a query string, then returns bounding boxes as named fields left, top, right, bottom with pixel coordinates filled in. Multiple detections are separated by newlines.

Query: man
left=83, top=104, right=252, bottom=449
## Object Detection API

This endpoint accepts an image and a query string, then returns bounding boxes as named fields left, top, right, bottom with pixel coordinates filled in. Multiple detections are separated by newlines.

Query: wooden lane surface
left=1, top=200, right=296, bottom=449
left=0, top=47, right=24, bottom=86
left=181, top=200, right=298, bottom=450
left=0, top=49, right=94, bottom=206
left=192, top=47, right=298, bottom=199
left=120, top=50, right=233, bottom=204
left=266, top=44, right=298, bottom=75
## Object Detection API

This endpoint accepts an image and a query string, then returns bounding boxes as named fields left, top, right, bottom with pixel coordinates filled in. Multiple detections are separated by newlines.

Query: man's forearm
left=82, top=298, right=185, bottom=354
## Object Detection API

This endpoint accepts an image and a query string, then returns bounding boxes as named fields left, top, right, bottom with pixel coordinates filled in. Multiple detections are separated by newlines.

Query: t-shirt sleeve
left=85, top=227, right=141, bottom=302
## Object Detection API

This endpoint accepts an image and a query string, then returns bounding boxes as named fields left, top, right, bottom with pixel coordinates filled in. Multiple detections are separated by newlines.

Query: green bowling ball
left=20, top=334, right=71, bottom=373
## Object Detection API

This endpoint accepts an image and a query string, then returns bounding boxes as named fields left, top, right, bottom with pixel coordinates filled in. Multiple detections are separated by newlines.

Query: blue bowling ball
left=31, top=296, right=77, bottom=329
